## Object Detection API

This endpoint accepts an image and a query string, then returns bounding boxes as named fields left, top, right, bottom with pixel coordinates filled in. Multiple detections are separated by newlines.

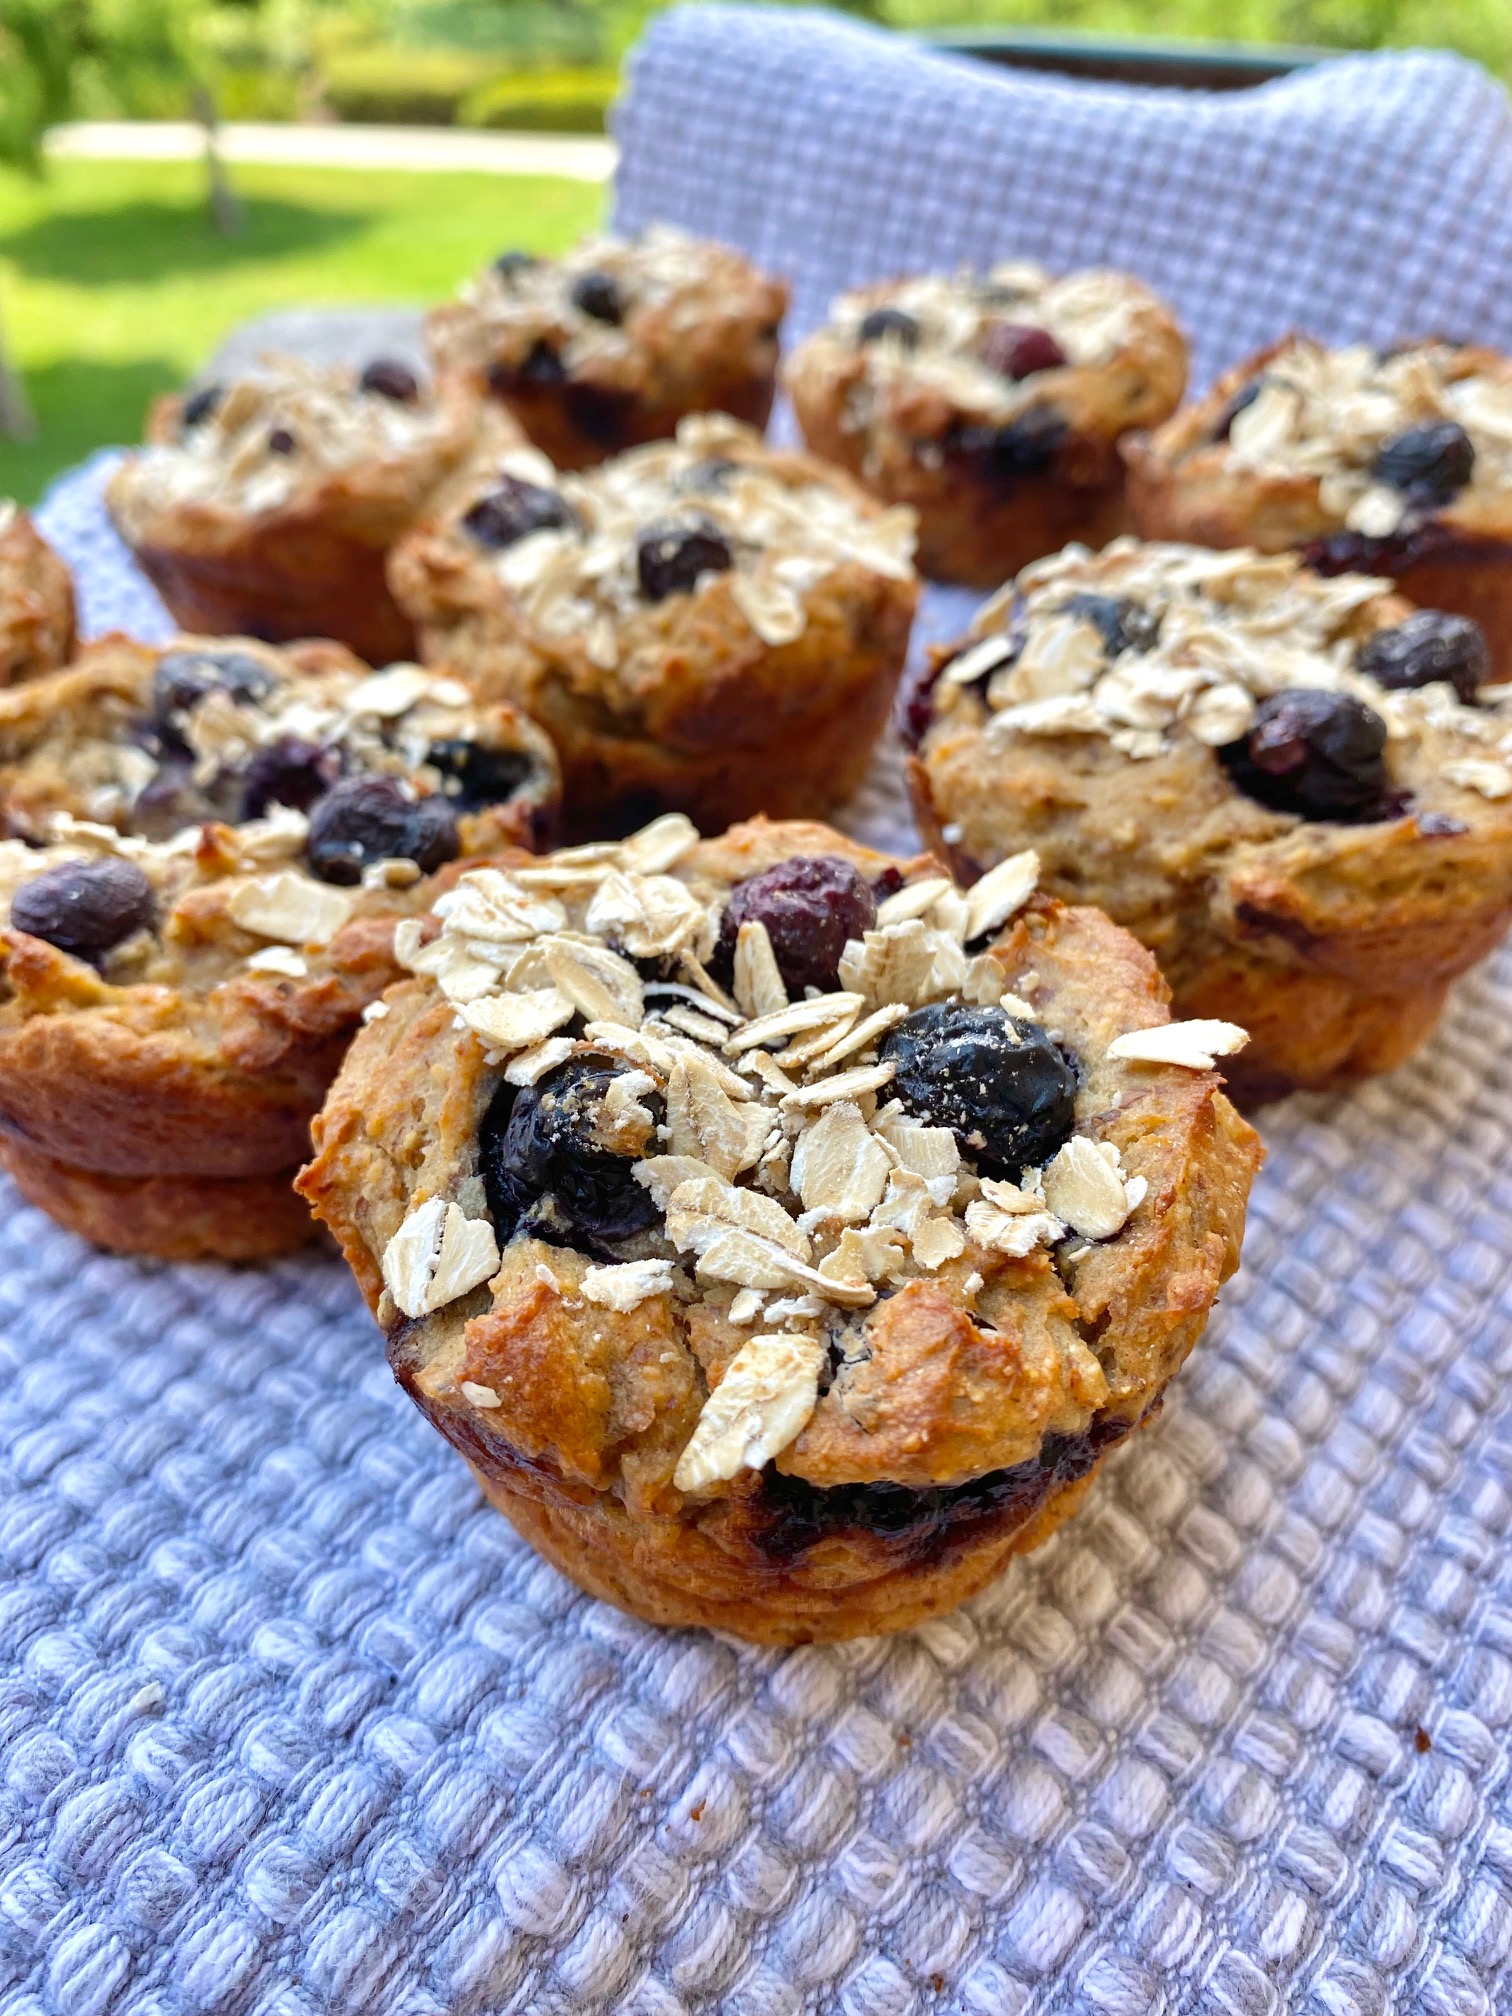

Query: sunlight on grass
left=0, top=158, right=605, bottom=503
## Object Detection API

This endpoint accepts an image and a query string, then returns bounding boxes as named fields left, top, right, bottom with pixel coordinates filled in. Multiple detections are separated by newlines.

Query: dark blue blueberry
left=180, top=383, right=222, bottom=432
left=460, top=474, right=576, bottom=551
left=305, top=776, right=459, bottom=886
left=358, top=358, right=420, bottom=403
left=881, top=1003, right=1077, bottom=1176
left=426, top=738, right=538, bottom=812
left=858, top=306, right=921, bottom=349
left=1372, top=421, right=1475, bottom=506
left=480, top=1058, right=664, bottom=1255
left=636, top=516, right=733, bottom=601
left=11, top=858, right=156, bottom=965
left=569, top=270, right=625, bottom=325
left=1061, top=592, right=1160, bottom=658
left=1356, top=611, right=1489, bottom=703
left=1219, top=688, right=1389, bottom=822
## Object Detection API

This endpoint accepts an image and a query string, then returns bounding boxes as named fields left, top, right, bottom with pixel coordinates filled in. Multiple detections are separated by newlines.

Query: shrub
left=319, top=45, right=504, bottom=125
left=460, top=66, right=619, bottom=133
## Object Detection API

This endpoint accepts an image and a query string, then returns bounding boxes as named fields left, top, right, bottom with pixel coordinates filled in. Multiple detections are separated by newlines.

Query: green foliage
left=460, top=66, right=617, bottom=130
left=0, top=156, right=602, bottom=500
left=0, top=1, right=86, bottom=169
left=320, top=42, right=503, bottom=121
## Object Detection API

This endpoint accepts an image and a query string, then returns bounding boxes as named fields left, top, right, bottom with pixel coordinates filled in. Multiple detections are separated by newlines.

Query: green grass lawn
left=0, top=159, right=605, bottom=506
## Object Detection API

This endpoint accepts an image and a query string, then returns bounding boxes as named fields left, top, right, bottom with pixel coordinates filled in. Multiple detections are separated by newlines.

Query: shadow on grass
left=0, top=356, right=185, bottom=506
left=1, top=195, right=367, bottom=285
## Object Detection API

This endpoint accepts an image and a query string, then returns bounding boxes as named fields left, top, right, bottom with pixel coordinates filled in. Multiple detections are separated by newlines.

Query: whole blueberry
left=358, top=358, right=420, bottom=403
left=1219, top=688, right=1390, bottom=822
left=1372, top=421, right=1475, bottom=505
left=267, top=427, right=297, bottom=456
left=636, top=516, right=733, bottom=601
left=426, top=738, right=538, bottom=812
left=152, top=648, right=275, bottom=735
left=713, top=855, right=877, bottom=994
left=11, top=858, right=156, bottom=965
left=979, top=322, right=1067, bottom=380
left=1061, top=592, right=1159, bottom=658
left=881, top=1003, right=1077, bottom=1176
left=180, top=383, right=222, bottom=432
left=570, top=270, right=625, bottom=324
left=858, top=306, right=921, bottom=349
left=305, top=776, right=460, bottom=885
left=479, top=1057, right=664, bottom=1255
left=240, top=736, right=345, bottom=820
left=1356, top=611, right=1490, bottom=703
left=461, top=474, right=576, bottom=551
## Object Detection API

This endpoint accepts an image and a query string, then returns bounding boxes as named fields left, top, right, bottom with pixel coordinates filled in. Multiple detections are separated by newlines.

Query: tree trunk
left=0, top=306, right=35, bottom=443
left=193, top=85, right=244, bottom=239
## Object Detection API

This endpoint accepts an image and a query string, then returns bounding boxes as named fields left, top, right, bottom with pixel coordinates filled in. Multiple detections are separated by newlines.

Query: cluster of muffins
left=3, top=218, right=1508, bottom=1641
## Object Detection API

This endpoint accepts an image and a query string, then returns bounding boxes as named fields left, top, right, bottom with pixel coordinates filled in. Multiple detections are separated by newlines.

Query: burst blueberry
left=714, top=855, right=877, bottom=994
left=480, top=1058, right=664, bottom=1253
left=1356, top=611, right=1489, bottom=703
left=636, top=516, right=733, bottom=601
left=857, top=306, right=921, bottom=349
left=1219, top=688, right=1390, bottom=822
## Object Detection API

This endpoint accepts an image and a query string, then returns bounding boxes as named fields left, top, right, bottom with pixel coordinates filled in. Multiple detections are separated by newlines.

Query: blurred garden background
left=2, top=0, right=1510, bottom=503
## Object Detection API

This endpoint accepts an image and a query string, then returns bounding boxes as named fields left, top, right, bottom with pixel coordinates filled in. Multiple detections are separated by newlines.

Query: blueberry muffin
left=0, top=817, right=497, bottom=1260
left=0, top=637, right=557, bottom=1258
left=906, top=537, right=1512, bottom=1100
left=389, top=415, right=918, bottom=839
left=298, top=814, right=1261, bottom=1642
left=1125, top=338, right=1512, bottom=678
left=0, top=633, right=559, bottom=860
left=0, top=503, right=75, bottom=686
left=426, top=227, right=789, bottom=471
left=105, top=357, right=518, bottom=665
left=784, top=263, right=1187, bottom=588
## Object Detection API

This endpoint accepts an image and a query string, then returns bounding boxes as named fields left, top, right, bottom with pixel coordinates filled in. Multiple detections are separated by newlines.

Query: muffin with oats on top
left=389, top=414, right=918, bottom=840
left=785, top=261, right=1186, bottom=587
left=299, top=812, right=1261, bottom=1643
left=106, top=356, right=519, bottom=666
left=0, top=633, right=557, bottom=1260
left=1124, top=336, right=1512, bottom=678
left=427, top=226, right=789, bottom=471
left=907, top=535, right=1512, bottom=1100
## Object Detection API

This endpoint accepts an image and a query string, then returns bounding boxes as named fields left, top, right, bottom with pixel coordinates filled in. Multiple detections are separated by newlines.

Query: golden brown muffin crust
left=426, top=227, right=789, bottom=470
left=300, top=815, right=1260, bottom=1641
left=1125, top=337, right=1512, bottom=675
left=0, top=506, right=75, bottom=687
left=909, top=538, right=1512, bottom=1096
left=105, top=361, right=522, bottom=663
left=785, top=263, right=1187, bottom=587
left=391, top=417, right=918, bottom=837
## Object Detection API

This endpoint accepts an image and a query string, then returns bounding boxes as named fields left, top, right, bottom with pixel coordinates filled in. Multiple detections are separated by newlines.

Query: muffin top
left=919, top=537, right=1512, bottom=812
left=108, top=357, right=487, bottom=531
left=304, top=815, right=1259, bottom=1507
left=0, top=634, right=558, bottom=877
left=1135, top=337, right=1512, bottom=545
left=0, top=810, right=436, bottom=1000
left=787, top=262, right=1186, bottom=444
left=0, top=502, right=75, bottom=682
left=398, top=414, right=916, bottom=674
left=430, top=226, right=787, bottom=380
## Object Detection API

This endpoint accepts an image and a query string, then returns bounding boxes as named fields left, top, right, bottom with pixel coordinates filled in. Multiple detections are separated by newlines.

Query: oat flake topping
left=1210, top=338, right=1512, bottom=538
left=819, top=263, right=1154, bottom=430
left=113, top=359, right=457, bottom=526
left=943, top=537, right=1512, bottom=795
left=378, top=816, right=1205, bottom=1485
left=476, top=414, right=915, bottom=665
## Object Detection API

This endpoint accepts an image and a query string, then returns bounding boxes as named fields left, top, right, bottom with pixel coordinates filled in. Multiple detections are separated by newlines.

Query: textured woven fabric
left=10, top=18, right=1512, bottom=2011
left=615, top=7, right=1512, bottom=387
